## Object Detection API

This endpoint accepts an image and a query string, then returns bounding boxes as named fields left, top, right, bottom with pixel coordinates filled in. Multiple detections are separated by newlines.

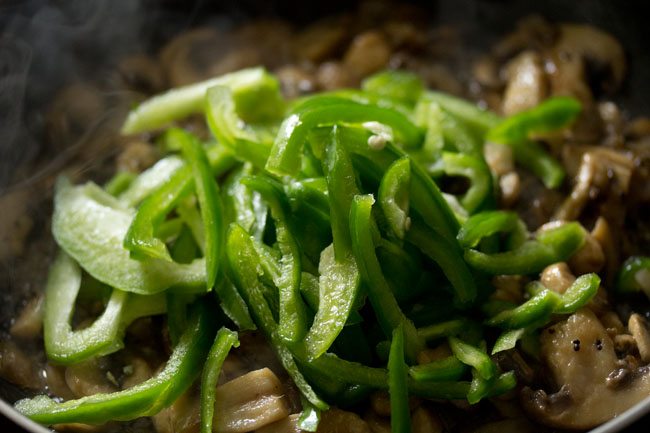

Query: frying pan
left=1, top=0, right=649, bottom=431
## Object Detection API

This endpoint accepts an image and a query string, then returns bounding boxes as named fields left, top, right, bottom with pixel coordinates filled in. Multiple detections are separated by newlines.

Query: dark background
left=1, top=0, right=650, bottom=431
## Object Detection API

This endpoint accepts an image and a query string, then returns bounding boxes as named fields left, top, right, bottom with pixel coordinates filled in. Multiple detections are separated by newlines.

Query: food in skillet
left=2, top=5, right=650, bottom=433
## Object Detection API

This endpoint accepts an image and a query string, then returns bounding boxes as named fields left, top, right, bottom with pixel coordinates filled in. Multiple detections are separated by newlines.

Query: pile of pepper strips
left=15, top=68, right=604, bottom=432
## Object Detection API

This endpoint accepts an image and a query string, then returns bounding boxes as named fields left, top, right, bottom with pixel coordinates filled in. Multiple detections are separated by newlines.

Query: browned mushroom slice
left=117, top=54, right=166, bottom=95
left=553, top=148, right=633, bottom=221
left=501, top=51, right=548, bottom=116
left=213, top=368, right=290, bottom=433
left=10, top=294, right=44, bottom=339
left=523, top=309, right=650, bottom=429
left=553, top=24, right=626, bottom=95
left=343, top=31, right=392, bottom=79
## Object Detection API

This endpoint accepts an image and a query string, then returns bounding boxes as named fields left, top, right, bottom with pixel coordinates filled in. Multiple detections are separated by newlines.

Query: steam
left=0, top=0, right=147, bottom=190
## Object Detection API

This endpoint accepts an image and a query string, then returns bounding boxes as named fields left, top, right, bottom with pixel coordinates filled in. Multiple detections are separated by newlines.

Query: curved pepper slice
left=266, top=95, right=422, bottom=176
left=617, top=256, right=650, bottom=298
left=200, top=328, right=240, bottom=433
left=226, top=224, right=329, bottom=410
left=121, top=67, right=273, bottom=134
left=242, top=175, right=309, bottom=343
left=433, top=152, right=493, bottom=214
left=16, top=303, right=217, bottom=425
left=205, top=70, right=284, bottom=169
left=350, top=194, right=423, bottom=361
left=378, top=157, right=411, bottom=240
left=487, top=96, right=581, bottom=144
left=456, top=210, right=522, bottom=249
left=44, top=252, right=166, bottom=364
left=464, top=222, right=586, bottom=275
left=53, top=177, right=207, bottom=295
left=173, top=128, right=224, bottom=290
left=388, top=324, right=412, bottom=433
left=362, top=70, right=424, bottom=107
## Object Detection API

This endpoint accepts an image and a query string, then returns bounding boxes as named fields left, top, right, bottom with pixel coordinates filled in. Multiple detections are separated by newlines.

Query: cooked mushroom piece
left=553, top=24, right=626, bottom=95
left=213, top=368, right=290, bottom=433
left=10, top=294, right=44, bottom=339
left=523, top=309, right=650, bottom=429
left=553, top=148, right=633, bottom=221
left=501, top=51, right=547, bottom=116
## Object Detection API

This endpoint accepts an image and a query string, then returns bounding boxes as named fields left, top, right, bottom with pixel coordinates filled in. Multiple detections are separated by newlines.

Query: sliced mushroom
left=501, top=51, right=548, bottom=116
left=553, top=148, right=634, bottom=221
left=343, top=31, right=392, bottom=79
left=370, top=391, right=391, bottom=417
left=255, top=414, right=301, bottom=433
left=0, top=339, right=41, bottom=389
left=65, top=358, right=117, bottom=398
left=411, top=407, right=443, bottom=433
left=115, top=140, right=159, bottom=174
left=10, top=294, right=44, bottom=339
left=46, top=83, right=106, bottom=153
left=568, top=230, right=605, bottom=275
left=213, top=368, right=290, bottom=433
left=152, top=386, right=200, bottom=433
left=628, top=314, right=650, bottom=363
left=293, top=16, right=350, bottom=63
left=0, top=189, right=33, bottom=262
left=319, top=408, right=371, bottom=433
left=540, top=262, right=575, bottom=294
left=316, top=61, right=358, bottom=90
left=275, top=65, right=316, bottom=99
left=553, top=24, right=625, bottom=95
left=523, top=309, right=650, bottom=429
left=117, top=54, right=166, bottom=95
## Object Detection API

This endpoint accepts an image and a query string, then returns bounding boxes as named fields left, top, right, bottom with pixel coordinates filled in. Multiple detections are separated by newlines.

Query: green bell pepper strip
left=554, top=273, right=601, bottom=314
left=434, top=152, right=493, bottom=213
left=448, top=337, right=496, bottom=380
left=406, top=218, right=477, bottom=306
left=617, top=256, right=650, bottom=297
left=409, top=356, right=467, bottom=382
left=331, top=125, right=460, bottom=245
left=389, top=324, right=412, bottom=433
left=486, top=97, right=581, bottom=189
left=53, top=177, right=207, bottom=295
left=509, top=140, right=566, bottom=188
left=350, top=194, right=424, bottom=361
left=379, top=157, right=411, bottom=240
left=221, top=164, right=268, bottom=242
left=117, top=155, right=184, bottom=207
left=412, top=100, right=446, bottom=167
left=457, top=211, right=520, bottom=249
left=214, top=273, right=256, bottom=331
left=226, top=224, right=329, bottom=410
left=417, top=318, right=480, bottom=342
left=170, top=128, right=225, bottom=290
left=121, top=67, right=274, bottom=134
left=16, top=303, right=217, bottom=425
left=487, top=97, right=582, bottom=144
left=200, top=328, right=239, bottom=433
left=297, top=396, right=321, bottom=432
left=124, top=143, right=235, bottom=262
left=362, top=70, right=424, bottom=107
left=44, top=252, right=166, bottom=365
left=104, top=172, right=136, bottom=197
left=242, top=175, right=309, bottom=343
left=301, top=127, right=363, bottom=359
left=303, top=244, right=360, bottom=359
left=487, top=289, right=560, bottom=329
left=421, top=91, right=500, bottom=137
left=125, top=164, right=193, bottom=262
left=465, top=222, right=586, bottom=275
left=205, top=80, right=282, bottom=169
left=423, top=92, right=567, bottom=188
left=265, top=95, right=423, bottom=177
left=492, top=328, right=527, bottom=354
